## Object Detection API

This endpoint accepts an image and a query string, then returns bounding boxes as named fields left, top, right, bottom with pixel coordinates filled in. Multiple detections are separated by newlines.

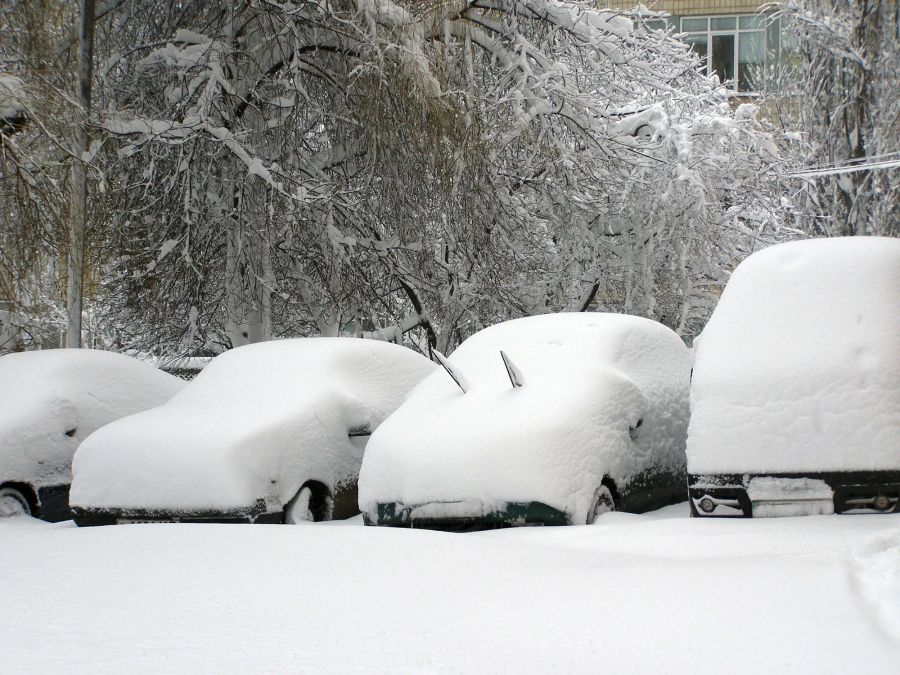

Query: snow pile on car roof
left=359, top=313, right=691, bottom=523
left=0, top=349, right=184, bottom=487
left=70, top=338, right=435, bottom=512
left=687, top=237, right=900, bottom=474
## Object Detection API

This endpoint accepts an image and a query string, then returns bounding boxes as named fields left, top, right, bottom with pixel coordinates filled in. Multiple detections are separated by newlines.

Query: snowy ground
left=2, top=504, right=898, bottom=674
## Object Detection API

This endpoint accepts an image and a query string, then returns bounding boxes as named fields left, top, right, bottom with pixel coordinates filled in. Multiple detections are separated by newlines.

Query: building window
left=682, top=15, right=767, bottom=93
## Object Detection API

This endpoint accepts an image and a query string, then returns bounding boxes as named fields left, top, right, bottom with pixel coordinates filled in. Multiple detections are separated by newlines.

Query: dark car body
left=688, top=471, right=900, bottom=518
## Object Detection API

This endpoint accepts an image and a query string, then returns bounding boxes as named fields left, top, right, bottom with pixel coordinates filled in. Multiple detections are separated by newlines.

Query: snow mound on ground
left=359, top=313, right=691, bottom=523
left=688, top=237, right=900, bottom=474
left=70, top=338, right=435, bottom=512
left=0, top=350, right=184, bottom=488
left=850, top=531, right=900, bottom=644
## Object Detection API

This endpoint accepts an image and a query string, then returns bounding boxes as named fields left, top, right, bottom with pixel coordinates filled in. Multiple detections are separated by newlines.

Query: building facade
left=608, top=1, right=790, bottom=94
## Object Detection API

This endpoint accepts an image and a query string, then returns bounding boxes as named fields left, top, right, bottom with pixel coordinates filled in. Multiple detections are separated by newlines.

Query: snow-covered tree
left=86, top=1, right=784, bottom=353
left=0, top=1, right=83, bottom=351
left=4, top=1, right=789, bottom=355
left=771, top=0, right=899, bottom=236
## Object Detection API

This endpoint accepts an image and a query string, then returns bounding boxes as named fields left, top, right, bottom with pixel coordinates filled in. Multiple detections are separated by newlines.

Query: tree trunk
left=66, top=0, right=95, bottom=348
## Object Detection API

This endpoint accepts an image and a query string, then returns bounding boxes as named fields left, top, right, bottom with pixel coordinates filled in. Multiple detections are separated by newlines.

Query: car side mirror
left=348, top=424, right=372, bottom=438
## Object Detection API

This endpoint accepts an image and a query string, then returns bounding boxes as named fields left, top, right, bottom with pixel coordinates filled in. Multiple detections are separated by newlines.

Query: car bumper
left=688, top=471, right=900, bottom=518
left=71, top=499, right=284, bottom=526
left=364, top=500, right=570, bottom=531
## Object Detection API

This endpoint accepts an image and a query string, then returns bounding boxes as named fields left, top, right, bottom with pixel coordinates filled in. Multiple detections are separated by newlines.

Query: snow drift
left=4, top=505, right=899, bottom=674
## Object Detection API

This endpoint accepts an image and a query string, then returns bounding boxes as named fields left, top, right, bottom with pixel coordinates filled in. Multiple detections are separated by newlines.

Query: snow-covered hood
left=0, top=349, right=184, bottom=487
left=71, top=338, right=436, bottom=513
left=359, top=313, right=692, bottom=522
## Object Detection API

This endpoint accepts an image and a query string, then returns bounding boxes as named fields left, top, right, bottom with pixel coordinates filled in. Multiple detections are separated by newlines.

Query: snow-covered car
left=359, top=313, right=692, bottom=530
left=70, top=338, right=436, bottom=525
left=687, top=237, right=900, bottom=518
left=0, top=349, right=184, bottom=521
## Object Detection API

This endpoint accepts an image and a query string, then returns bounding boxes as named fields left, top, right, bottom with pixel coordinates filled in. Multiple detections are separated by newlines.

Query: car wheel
left=284, top=486, right=315, bottom=524
left=587, top=485, right=616, bottom=524
left=0, top=487, right=32, bottom=518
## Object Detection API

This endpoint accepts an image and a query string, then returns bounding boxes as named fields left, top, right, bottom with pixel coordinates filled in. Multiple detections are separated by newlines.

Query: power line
left=798, top=151, right=900, bottom=171
left=791, top=157, right=900, bottom=178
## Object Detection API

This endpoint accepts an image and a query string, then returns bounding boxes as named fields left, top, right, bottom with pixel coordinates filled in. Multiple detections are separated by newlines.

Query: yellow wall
left=604, top=1, right=766, bottom=13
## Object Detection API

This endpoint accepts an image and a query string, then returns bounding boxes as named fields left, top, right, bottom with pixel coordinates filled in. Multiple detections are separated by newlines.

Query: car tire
left=0, top=486, right=32, bottom=518
left=587, top=484, right=616, bottom=524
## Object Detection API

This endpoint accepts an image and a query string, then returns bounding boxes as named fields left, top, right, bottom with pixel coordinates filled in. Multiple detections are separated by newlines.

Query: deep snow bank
left=1, top=508, right=898, bottom=673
